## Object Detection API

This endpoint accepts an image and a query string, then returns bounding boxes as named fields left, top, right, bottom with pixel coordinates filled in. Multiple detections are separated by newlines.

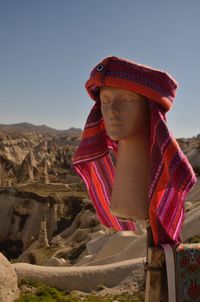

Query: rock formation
left=0, top=159, right=6, bottom=186
left=0, top=125, right=81, bottom=185
left=38, top=216, right=49, bottom=248
left=0, top=185, right=98, bottom=261
left=0, top=124, right=198, bottom=186
left=0, top=252, right=20, bottom=302
left=0, top=124, right=199, bottom=298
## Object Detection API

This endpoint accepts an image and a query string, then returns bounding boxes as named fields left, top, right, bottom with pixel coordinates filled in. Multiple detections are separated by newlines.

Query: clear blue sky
left=0, top=1, right=199, bottom=138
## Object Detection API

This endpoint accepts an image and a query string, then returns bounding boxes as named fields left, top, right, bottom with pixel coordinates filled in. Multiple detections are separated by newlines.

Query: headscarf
left=72, top=55, right=197, bottom=246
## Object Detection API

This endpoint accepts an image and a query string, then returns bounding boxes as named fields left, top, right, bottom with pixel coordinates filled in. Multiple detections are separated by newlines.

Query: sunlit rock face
left=0, top=252, right=20, bottom=302
left=0, top=123, right=82, bottom=186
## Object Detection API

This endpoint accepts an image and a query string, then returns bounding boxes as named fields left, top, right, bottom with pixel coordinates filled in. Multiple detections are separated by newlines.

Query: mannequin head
left=99, top=86, right=150, bottom=141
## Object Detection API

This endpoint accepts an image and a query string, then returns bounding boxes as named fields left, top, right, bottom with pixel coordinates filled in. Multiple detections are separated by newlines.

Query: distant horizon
left=0, top=121, right=199, bottom=139
left=0, top=121, right=82, bottom=130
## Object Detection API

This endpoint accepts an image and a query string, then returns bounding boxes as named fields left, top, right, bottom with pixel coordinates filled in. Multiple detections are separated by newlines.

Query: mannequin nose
left=108, top=101, right=120, bottom=117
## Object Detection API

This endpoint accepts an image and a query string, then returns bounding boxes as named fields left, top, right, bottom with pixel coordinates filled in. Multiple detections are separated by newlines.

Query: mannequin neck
left=117, top=129, right=150, bottom=160
left=110, top=128, right=151, bottom=221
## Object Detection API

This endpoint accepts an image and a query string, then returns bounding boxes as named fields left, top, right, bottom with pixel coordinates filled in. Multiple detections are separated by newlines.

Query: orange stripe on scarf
left=150, top=140, right=178, bottom=244
left=90, top=162, right=119, bottom=229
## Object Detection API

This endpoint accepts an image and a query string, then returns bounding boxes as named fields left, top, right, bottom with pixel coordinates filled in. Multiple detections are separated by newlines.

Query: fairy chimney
left=38, top=215, right=49, bottom=248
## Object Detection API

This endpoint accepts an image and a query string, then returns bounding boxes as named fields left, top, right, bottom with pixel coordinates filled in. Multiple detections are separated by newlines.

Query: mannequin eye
left=123, top=97, right=134, bottom=102
left=101, top=97, right=111, bottom=104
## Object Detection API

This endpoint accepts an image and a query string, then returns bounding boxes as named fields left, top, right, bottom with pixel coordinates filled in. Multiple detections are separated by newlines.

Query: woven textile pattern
left=72, top=56, right=198, bottom=245
left=175, top=244, right=200, bottom=301
left=148, top=101, right=197, bottom=244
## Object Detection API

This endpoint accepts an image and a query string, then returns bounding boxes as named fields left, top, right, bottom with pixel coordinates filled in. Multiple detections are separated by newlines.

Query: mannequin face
left=99, top=86, right=150, bottom=140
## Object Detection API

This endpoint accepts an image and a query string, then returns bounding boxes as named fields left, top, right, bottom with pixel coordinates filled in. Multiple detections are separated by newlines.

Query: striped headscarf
left=72, top=55, right=197, bottom=246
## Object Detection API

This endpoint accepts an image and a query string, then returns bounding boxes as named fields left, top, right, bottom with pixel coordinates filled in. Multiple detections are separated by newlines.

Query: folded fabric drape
left=72, top=55, right=197, bottom=246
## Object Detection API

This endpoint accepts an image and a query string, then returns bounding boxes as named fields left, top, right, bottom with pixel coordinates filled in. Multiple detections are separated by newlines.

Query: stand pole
left=144, top=225, right=165, bottom=302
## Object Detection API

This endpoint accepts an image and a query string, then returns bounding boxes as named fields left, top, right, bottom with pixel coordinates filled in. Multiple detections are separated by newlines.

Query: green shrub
left=15, top=277, right=144, bottom=302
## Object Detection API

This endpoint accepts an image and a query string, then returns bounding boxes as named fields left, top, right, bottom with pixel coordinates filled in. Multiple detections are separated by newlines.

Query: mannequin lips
left=109, top=122, right=122, bottom=127
left=110, top=125, right=122, bottom=128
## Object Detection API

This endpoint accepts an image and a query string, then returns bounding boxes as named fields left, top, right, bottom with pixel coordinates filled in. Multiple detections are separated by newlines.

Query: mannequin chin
left=99, top=86, right=151, bottom=222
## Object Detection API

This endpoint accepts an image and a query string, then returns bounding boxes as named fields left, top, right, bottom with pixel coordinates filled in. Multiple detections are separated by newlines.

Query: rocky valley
left=0, top=122, right=199, bottom=301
